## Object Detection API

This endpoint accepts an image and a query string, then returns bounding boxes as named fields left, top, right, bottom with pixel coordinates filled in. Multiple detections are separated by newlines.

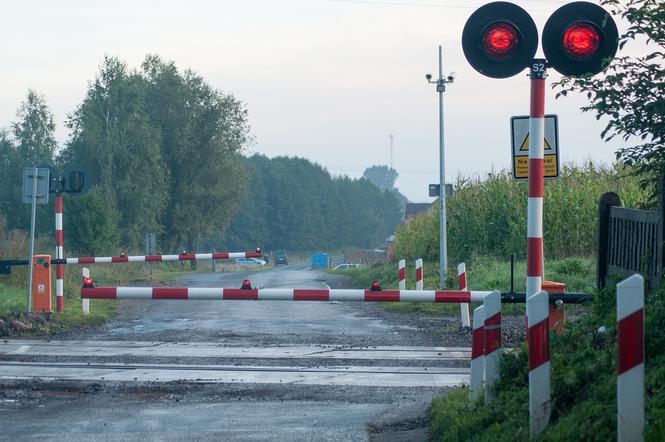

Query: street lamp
left=425, top=45, right=455, bottom=289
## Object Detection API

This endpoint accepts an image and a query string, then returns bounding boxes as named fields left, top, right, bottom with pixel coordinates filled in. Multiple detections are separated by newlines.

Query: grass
left=335, top=255, right=596, bottom=316
left=428, top=279, right=665, bottom=441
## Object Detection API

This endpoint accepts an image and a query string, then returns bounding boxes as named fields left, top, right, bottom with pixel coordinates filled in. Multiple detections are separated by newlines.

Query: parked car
left=334, top=263, right=359, bottom=270
left=274, top=250, right=288, bottom=265
left=235, top=257, right=267, bottom=266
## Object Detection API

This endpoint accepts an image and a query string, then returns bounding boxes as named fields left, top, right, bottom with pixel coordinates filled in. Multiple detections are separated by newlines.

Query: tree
left=362, top=165, right=399, bottom=191
left=141, top=55, right=251, bottom=251
left=62, top=56, right=168, bottom=250
left=12, top=90, right=57, bottom=165
left=554, top=0, right=665, bottom=193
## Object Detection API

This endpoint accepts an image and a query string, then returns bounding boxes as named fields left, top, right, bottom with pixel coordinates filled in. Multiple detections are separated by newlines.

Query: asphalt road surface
left=0, top=262, right=471, bottom=441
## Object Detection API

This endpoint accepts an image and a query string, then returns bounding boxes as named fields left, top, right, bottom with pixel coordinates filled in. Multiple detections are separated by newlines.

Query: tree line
left=0, top=55, right=404, bottom=255
left=216, top=155, right=403, bottom=252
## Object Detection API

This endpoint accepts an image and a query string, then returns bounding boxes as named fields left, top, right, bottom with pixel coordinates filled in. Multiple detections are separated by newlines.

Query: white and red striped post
left=81, top=268, right=90, bottom=315
left=457, top=263, right=471, bottom=328
left=617, top=274, right=644, bottom=442
left=398, top=259, right=406, bottom=290
left=415, top=259, right=423, bottom=290
left=469, top=304, right=484, bottom=404
left=527, top=290, right=550, bottom=438
left=55, top=194, right=64, bottom=313
left=526, top=60, right=550, bottom=436
left=483, top=291, right=501, bottom=403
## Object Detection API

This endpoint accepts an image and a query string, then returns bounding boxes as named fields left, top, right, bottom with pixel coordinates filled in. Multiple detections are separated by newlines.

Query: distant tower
left=389, top=134, right=394, bottom=169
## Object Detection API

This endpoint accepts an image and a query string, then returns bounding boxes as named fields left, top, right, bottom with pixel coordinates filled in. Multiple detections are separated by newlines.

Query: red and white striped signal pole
left=398, top=259, right=406, bottom=290
left=526, top=59, right=550, bottom=437
left=55, top=194, right=64, bottom=313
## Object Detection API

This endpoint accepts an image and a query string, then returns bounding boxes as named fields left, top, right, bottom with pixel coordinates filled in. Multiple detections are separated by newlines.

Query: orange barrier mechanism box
left=32, top=254, right=52, bottom=313
left=542, top=280, right=566, bottom=335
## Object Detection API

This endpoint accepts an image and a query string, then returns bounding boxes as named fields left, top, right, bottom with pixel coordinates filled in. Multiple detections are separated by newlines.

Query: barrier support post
left=415, top=259, right=423, bottom=290
left=457, top=263, right=471, bottom=327
left=617, top=274, right=644, bottom=442
left=483, top=291, right=501, bottom=403
left=469, top=304, right=485, bottom=404
left=528, top=290, right=551, bottom=438
left=399, top=259, right=406, bottom=290
left=81, top=268, right=90, bottom=316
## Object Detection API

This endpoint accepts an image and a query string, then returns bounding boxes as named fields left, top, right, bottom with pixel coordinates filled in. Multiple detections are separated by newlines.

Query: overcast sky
left=1, top=0, right=634, bottom=201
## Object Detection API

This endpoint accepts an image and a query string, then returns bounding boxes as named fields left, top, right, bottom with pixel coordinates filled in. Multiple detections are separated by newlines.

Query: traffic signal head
left=462, top=2, right=538, bottom=79
left=542, top=2, right=618, bottom=76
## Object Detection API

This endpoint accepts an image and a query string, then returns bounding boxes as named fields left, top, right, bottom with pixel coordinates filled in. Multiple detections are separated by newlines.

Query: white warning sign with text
left=510, top=114, right=559, bottom=180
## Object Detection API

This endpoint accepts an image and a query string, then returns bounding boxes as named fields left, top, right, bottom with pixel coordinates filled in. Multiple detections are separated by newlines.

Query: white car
left=334, top=263, right=359, bottom=270
left=235, top=257, right=267, bottom=266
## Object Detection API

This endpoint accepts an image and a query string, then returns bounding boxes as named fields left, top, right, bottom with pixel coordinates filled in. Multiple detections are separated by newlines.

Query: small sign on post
left=22, top=167, right=50, bottom=205
left=510, top=115, right=559, bottom=180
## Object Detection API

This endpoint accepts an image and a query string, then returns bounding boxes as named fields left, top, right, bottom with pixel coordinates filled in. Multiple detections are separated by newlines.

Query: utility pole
left=389, top=134, right=394, bottom=170
left=426, top=46, right=456, bottom=289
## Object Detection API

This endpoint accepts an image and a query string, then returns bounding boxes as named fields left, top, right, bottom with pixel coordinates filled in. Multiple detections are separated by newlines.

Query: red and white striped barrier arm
left=469, top=304, right=484, bottom=403
left=55, top=195, right=64, bottom=313
left=617, top=274, right=644, bottom=442
left=483, top=291, right=501, bottom=403
left=457, top=263, right=471, bottom=328
left=398, top=259, right=406, bottom=291
left=527, top=290, right=551, bottom=438
left=415, top=259, right=423, bottom=290
left=81, top=287, right=494, bottom=302
left=65, top=251, right=262, bottom=264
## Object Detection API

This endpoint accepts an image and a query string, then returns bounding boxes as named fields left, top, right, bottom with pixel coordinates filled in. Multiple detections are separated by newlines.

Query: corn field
left=394, top=162, right=650, bottom=263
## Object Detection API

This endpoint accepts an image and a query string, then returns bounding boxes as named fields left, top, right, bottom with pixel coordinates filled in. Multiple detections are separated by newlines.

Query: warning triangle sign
left=519, top=134, right=552, bottom=151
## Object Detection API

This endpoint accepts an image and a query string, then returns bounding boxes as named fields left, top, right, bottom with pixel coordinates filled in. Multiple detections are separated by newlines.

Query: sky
left=1, top=0, right=636, bottom=202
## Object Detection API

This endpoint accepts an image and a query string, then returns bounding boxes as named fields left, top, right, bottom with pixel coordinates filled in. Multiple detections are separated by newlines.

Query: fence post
left=483, top=291, right=501, bottom=403
left=81, top=268, right=90, bottom=316
left=457, top=263, right=471, bottom=327
left=617, top=274, right=644, bottom=442
left=469, top=305, right=485, bottom=404
left=597, top=192, right=622, bottom=289
left=415, top=259, right=423, bottom=290
left=527, top=290, right=551, bottom=438
left=398, top=259, right=406, bottom=290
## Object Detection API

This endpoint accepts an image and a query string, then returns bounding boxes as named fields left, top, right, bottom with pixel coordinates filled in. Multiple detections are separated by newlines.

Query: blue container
left=311, top=253, right=329, bottom=269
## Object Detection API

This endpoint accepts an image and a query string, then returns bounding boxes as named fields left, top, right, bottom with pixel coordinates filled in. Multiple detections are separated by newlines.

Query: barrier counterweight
left=82, top=287, right=493, bottom=302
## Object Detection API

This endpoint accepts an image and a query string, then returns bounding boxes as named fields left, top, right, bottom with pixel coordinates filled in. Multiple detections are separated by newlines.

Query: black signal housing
left=542, top=1, right=618, bottom=76
left=462, top=1, right=538, bottom=79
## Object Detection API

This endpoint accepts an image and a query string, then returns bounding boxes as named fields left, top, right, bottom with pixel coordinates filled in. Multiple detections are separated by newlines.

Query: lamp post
left=426, top=45, right=456, bottom=289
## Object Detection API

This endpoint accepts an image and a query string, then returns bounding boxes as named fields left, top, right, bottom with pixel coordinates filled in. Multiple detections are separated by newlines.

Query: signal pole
left=426, top=46, right=455, bottom=289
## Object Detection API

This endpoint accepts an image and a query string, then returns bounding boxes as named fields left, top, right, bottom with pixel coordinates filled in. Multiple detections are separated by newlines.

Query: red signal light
left=82, top=277, right=94, bottom=288
left=370, top=281, right=381, bottom=291
left=562, top=22, right=600, bottom=60
left=482, top=22, right=520, bottom=60
left=241, top=279, right=252, bottom=290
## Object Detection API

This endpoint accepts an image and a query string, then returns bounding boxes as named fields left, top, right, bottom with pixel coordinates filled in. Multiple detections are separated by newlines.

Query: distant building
left=405, top=202, right=434, bottom=219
